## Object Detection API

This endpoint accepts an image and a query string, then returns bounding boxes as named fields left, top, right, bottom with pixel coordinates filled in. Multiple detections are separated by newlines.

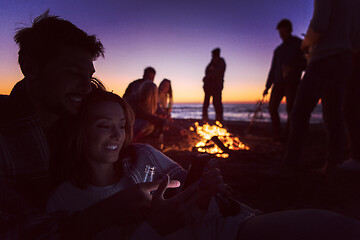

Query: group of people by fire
left=1, top=0, right=360, bottom=239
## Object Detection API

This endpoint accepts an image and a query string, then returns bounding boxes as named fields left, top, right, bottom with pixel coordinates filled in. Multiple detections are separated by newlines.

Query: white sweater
left=47, top=144, right=256, bottom=240
left=47, top=144, right=185, bottom=214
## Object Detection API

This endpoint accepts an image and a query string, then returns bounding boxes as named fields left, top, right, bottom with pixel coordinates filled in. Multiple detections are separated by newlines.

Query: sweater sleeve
left=130, top=144, right=187, bottom=183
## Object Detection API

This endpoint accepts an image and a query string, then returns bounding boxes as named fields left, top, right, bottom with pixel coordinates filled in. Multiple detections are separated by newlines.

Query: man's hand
left=102, top=179, right=180, bottom=226
left=263, top=88, right=269, bottom=97
left=301, top=39, right=312, bottom=61
left=301, top=38, right=311, bottom=53
left=301, top=27, right=321, bottom=56
left=146, top=175, right=198, bottom=236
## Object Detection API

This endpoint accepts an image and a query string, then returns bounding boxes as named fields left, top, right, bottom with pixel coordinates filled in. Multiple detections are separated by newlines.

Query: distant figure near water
left=263, top=19, right=306, bottom=141
left=202, top=48, right=226, bottom=123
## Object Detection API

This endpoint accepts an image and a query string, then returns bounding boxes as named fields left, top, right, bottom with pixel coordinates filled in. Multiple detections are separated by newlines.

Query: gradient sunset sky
left=0, top=0, right=313, bottom=103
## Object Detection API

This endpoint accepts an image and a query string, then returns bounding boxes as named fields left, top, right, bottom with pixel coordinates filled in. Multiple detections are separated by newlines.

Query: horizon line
left=174, top=101, right=259, bottom=104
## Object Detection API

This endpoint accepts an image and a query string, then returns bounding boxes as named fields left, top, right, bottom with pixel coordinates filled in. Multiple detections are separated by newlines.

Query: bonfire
left=190, top=121, right=249, bottom=158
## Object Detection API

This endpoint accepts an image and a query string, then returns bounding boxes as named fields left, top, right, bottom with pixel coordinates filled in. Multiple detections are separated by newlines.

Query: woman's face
left=84, top=101, right=126, bottom=165
left=159, top=81, right=170, bottom=93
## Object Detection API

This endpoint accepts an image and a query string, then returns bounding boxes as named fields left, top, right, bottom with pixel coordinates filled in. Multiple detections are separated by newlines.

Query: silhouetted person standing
left=123, top=66, right=156, bottom=100
left=202, top=48, right=226, bottom=123
left=279, top=0, right=360, bottom=174
left=338, top=50, right=360, bottom=172
left=264, top=19, right=306, bottom=141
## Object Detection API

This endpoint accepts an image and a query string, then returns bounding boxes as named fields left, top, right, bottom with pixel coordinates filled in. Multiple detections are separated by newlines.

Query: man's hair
left=14, top=10, right=104, bottom=64
left=143, top=67, right=156, bottom=76
left=212, top=48, right=221, bottom=55
left=276, top=19, right=293, bottom=31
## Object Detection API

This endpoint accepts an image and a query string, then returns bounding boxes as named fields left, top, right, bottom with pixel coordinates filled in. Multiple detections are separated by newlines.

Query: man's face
left=212, top=52, right=220, bottom=60
left=30, top=46, right=95, bottom=116
left=278, top=27, right=291, bottom=42
left=144, top=72, right=155, bottom=82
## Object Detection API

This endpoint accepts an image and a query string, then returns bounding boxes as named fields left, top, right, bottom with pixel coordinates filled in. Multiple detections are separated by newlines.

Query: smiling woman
left=46, top=86, right=190, bottom=238
left=47, top=86, right=255, bottom=239
left=52, top=86, right=137, bottom=188
left=85, top=101, right=126, bottom=164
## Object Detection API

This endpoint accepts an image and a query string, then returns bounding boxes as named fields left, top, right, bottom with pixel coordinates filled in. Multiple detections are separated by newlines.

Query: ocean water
left=171, top=103, right=323, bottom=123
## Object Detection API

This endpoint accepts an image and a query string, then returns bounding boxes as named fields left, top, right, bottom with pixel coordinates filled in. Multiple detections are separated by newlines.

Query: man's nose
left=78, top=76, right=92, bottom=95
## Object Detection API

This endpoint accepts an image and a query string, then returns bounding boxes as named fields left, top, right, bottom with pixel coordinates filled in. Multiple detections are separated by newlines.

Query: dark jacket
left=266, top=36, right=306, bottom=89
left=203, top=57, right=226, bottom=91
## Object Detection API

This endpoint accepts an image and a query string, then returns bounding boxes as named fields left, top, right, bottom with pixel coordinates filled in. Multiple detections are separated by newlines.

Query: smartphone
left=181, top=154, right=211, bottom=191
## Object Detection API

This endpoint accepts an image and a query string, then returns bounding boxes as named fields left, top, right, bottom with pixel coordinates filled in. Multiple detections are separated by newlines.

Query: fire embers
left=190, top=121, right=249, bottom=158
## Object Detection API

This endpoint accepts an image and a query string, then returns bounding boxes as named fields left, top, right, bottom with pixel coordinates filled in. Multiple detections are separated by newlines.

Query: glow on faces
left=84, top=101, right=126, bottom=166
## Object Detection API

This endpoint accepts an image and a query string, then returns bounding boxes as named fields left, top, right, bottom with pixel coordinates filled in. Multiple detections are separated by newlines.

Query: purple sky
left=0, top=0, right=313, bottom=102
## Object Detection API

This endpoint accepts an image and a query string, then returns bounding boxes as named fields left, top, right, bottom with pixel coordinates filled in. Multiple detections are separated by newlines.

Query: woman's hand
left=62, top=179, right=180, bottom=238
left=146, top=175, right=198, bottom=236
left=94, top=179, right=181, bottom=226
left=110, top=179, right=180, bottom=224
left=196, top=159, right=229, bottom=209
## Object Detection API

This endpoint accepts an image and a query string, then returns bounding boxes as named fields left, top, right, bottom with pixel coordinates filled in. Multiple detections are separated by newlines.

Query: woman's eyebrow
left=92, top=116, right=126, bottom=121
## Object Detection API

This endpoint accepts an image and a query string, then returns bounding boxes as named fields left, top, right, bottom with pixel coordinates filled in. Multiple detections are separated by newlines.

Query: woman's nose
left=110, top=126, right=121, bottom=140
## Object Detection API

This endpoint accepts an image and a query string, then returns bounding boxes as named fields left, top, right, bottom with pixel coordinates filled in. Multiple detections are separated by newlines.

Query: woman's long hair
left=158, top=79, right=173, bottom=109
left=56, top=82, right=135, bottom=188
left=138, top=81, right=158, bottom=115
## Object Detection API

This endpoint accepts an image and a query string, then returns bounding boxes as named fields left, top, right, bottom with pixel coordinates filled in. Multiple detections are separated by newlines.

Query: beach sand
left=142, top=118, right=360, bottom=220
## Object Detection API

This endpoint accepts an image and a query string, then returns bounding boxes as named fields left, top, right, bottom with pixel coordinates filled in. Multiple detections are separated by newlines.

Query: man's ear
left=19, top=55, right=39, bottom=80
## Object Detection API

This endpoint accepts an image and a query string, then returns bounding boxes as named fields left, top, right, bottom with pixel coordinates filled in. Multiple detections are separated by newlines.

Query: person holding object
left=48, top=87, right=360, bottom=239
left=263, top=19, right=306, bottom=141
left=47, top=87, right=240, bottom=239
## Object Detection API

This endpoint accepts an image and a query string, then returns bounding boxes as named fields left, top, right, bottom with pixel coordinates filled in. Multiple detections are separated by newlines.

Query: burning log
left=190, top=121, right=249, bottom=158
left=211, top=136, right=231, bottom=153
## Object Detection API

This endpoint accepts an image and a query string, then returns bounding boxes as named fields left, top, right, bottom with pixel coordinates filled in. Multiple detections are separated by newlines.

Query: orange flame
left=190, top=121, right=249, bottom=158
